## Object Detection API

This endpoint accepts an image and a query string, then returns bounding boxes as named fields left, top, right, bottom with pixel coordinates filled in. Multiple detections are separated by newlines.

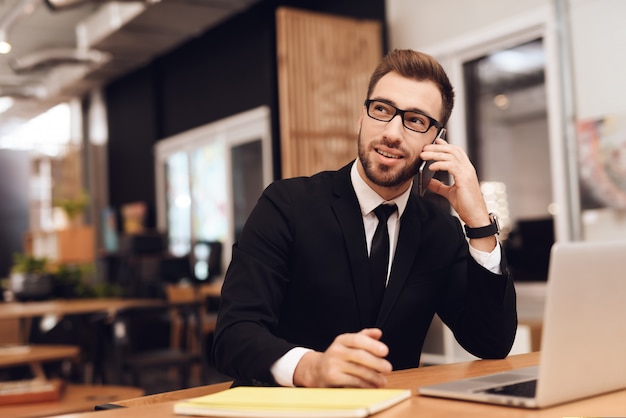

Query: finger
left=427, top=178, right=450, bottom=198
left=359, top=328, right=383, bottom=339
left=335, top=333, right=392, bottom=374
left=338, top=330, right=389, bottom=359
left=340, top=361, right=389, bottom=388
left=423, top=141, right=469, bottom=165
left=312, top=346, right=389, bottom=388
left=322, top=347, right=390, bottom=388
left=349, top=346, right=393, bottom=374
left=419, top=147, right=455, bottom=168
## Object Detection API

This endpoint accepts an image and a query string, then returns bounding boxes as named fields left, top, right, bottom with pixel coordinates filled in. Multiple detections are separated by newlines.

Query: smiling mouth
left=376, top=148, right=401, bottom=159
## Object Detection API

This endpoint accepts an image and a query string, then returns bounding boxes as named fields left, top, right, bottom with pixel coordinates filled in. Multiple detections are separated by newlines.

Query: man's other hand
left=292, top=328, right=392, bottom=388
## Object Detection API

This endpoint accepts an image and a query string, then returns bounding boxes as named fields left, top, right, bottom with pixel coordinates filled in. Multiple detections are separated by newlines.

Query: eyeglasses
left=364, top=99, right=442, bottom=133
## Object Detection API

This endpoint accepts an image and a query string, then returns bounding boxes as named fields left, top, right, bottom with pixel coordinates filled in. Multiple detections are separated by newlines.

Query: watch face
left=490, top=213, right=500, bottom=234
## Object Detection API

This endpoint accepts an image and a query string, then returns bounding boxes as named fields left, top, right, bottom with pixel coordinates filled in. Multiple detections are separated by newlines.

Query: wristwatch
left=464, top=213, right=500, bottom=239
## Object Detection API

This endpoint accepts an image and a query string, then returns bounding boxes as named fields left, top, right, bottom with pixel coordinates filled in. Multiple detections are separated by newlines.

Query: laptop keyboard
left=484, top=379, right=537, bottom=398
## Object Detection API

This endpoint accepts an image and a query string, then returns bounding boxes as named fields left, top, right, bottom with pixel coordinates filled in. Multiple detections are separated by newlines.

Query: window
left=463, top=39, right=554, bottom=282
left=155, top=106, right=273, bottom=274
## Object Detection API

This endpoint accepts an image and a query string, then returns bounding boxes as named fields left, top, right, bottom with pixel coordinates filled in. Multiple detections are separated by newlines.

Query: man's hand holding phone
left=418, top=129, right=496, bottom=249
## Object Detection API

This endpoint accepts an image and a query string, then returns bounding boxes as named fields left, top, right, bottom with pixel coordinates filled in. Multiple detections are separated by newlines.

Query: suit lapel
left=331, top=163, right=377, bottom=328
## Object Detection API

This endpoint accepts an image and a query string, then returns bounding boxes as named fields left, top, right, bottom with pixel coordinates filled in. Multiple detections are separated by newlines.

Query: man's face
left=357, top=71, right=443, bottom=199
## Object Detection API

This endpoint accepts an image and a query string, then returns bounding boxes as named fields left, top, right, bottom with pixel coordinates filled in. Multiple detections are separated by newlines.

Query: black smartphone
left=418, top=127, right=446, bottom=197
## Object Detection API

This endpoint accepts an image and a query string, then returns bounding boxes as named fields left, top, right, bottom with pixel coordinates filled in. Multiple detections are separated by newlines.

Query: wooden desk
left=0, top=384, right=144, bottom=418
left=115, top=381, right=233, bottom=408
left=49, top=352, right=626, bottom=417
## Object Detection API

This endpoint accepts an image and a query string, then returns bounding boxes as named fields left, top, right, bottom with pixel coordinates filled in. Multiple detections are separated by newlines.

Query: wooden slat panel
left=276, top=7, right=382, bottom=178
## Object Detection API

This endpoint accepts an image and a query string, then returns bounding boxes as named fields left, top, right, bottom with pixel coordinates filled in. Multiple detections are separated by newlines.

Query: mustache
left=375, top=137, right=405, bottom=153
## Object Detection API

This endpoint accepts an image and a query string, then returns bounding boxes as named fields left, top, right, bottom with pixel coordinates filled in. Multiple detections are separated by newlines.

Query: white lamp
left=0, top=97, right=14, bottom=114
left=480, top=181, right=511, bottom=240
left=0, top=30, right=11, bottom=54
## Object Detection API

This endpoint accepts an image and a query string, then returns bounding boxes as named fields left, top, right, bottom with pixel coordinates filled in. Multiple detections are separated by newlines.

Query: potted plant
left=55, top=191, right=89, bottom=227
left=53, top=262, right=124, bottom=299
left=9, top=253, right=54, bottom=301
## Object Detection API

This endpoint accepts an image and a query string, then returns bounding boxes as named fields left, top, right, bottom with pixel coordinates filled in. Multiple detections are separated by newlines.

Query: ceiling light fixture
left=44, top=0, right=152, bottom=12
left=9, top=48, right=111, bottom=73
left=0, top=97, right=15, bottom=113
left=493, top=93, right=510, bottom=110
left=0, top=0, right=41, bottom=54
left=0, top=31, right=11, bottom=54
left=0, top=84, right=48, bottom=100
left=44, top=0, right=92, bottom=11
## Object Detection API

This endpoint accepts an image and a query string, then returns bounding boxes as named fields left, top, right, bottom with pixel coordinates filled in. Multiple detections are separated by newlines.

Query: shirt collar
left=350, top=160, right=411, bottom=217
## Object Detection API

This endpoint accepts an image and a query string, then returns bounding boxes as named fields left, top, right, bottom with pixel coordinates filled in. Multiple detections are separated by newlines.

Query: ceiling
left=478, top=39, right=545, bottom=94
left=0, top=0, right=260, bottom=138
left=0, top=1, right=545, bottom=140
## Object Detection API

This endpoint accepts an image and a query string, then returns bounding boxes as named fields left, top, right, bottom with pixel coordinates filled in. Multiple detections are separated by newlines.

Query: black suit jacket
left=212, top=162, right=517, bottom=385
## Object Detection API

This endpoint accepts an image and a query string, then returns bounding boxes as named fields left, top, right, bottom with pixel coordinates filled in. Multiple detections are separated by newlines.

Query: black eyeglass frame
left=364, top=99, right=443, bottom=133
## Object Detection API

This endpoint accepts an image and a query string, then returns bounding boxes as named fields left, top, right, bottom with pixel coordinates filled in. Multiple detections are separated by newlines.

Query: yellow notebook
left=173, top=386, right=411, bottom=417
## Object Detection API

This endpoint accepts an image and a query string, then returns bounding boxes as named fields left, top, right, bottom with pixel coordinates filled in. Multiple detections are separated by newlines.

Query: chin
left=369, top=168, right=403, bottom=188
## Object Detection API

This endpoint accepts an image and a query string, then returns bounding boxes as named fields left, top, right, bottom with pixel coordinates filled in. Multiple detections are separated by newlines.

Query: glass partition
left=155, top=106, right=273, bottom=276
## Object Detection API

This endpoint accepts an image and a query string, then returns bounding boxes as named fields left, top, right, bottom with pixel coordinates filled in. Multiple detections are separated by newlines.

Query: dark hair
left=367, top=49, right=455, bottom=126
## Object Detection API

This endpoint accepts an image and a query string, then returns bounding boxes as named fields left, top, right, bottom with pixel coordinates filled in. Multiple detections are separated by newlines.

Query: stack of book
left=0, top=378, right=65, bottom=405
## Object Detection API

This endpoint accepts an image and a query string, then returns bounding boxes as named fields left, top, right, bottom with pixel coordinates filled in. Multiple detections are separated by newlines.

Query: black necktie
left=369, top=203, right=397, bottom=310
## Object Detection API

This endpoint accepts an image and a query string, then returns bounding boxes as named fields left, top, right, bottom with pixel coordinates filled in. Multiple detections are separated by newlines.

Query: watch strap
left=464, top=213, right=499, bottom=239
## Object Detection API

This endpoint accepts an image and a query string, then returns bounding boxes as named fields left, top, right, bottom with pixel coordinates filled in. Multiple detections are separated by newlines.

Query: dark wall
left=105, top=0, right=386, bottom=229
left=106, top=67, right=160, bottom=228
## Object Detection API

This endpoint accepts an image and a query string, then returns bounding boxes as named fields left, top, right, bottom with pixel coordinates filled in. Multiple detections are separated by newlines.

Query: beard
left=357, top=130, right=421, bottom=188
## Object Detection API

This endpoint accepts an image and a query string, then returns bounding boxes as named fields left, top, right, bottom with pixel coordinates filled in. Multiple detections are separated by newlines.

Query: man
left=212, top=49, right=517, bottom=388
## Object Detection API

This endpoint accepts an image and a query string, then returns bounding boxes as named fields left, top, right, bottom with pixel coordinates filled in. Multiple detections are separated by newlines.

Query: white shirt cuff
left=270, top=347, right=313, bottom=387
left=469, top=242, right=502, bottom=275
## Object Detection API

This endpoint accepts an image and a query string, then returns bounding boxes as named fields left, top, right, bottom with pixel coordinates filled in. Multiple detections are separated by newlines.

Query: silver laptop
left=418, top=240, right=626, bottom=408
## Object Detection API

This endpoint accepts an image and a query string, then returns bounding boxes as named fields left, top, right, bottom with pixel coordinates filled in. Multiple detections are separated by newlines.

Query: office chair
left=165, top=283, right=217, bottom=357
left=111, top=300, right=209, bottom=392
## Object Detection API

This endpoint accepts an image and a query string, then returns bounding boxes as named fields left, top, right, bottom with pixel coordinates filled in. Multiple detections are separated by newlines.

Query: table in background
left=0, top=298, right=166, bottom=384
left=0, top=384, right=144, bottom=418
left=49, top=352, right=626, bottom=417
left=0, top=343, right=144, bottom=418
left=0, top=344, right=79, bottom=380
left=0, top=299, right=166, bottom=320
left=197, top=279, right=223, bottom=299
left=0, top=298, right=165, bottom=343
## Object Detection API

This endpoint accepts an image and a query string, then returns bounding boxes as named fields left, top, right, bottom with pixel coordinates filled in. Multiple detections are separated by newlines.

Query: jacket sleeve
left=211, top=182, right=297, bottom=386
left=437, top=221, right=518, bottom=359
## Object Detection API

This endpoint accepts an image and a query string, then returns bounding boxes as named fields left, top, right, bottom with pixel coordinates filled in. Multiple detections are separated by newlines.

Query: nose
left=381, top=113, right=404, bottom=142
